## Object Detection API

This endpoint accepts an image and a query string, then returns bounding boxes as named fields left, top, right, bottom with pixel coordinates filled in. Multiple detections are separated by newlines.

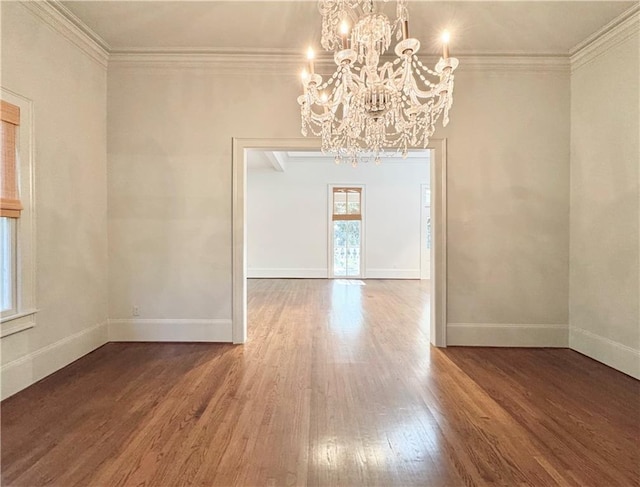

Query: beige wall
left=0, top=3, right=108, bottom=399
left=569, top=19, right=640, bottom=378
left=107, top=69, right=301, bottom=325
left=4, top=2, right=635, bottom=397
left=445, top=70, right=570, bottom=337
left=108, top=61, right=570, bottom=345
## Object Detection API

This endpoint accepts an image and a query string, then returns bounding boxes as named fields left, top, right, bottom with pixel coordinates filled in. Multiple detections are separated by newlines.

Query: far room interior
left=245, top=147, right=435, bottom=340
left=247, top=149, right=431, bottom=281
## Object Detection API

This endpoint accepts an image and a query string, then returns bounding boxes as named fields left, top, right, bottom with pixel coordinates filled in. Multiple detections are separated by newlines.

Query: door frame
left=420, top=183, right=431, bottom=280
left=232, top=138, right=448, bottom=346
left=327, top=184, right=366, bottom=279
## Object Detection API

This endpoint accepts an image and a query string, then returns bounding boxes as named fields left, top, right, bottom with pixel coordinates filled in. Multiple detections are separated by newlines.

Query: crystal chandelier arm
left=327, top=81, right=347, bottom=115
left=395, top=60, right=431, bottom=105
left=305, top=92, right=331, bottom=121
left=398, top=55, right=457, bottom=101
left=407, top=74, right=445, bottom=101
left=378, top=61, right=397, bottom=84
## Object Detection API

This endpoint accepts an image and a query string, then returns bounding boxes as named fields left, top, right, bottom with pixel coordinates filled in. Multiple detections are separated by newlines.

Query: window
left=331, top=187, right=363, bottom=277
left=1, top=92, right=36, bottom=336
left=1, top=100, right=21, bottom=318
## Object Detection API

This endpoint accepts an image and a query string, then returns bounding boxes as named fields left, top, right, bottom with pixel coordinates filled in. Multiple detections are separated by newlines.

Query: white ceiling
left=61, top=1, right=635, bottom=55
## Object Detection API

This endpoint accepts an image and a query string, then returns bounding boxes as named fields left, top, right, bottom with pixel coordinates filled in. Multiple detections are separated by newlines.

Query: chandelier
left=298, top=0, right=459, bottom=165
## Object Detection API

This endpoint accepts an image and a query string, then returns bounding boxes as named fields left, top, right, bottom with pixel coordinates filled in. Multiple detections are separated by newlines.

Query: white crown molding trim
left=570, top=327, right=640, bottom=379
left=108, top=319, right=233, bottom=343
left=109, top=48, right=569, bottom=73
left=20, top=0, right=110, bottom=69
left=1, top=321, right=108, bottom=400
left=570, top=6, right=639, bottom=73
left=47, top=0, right=111, bottom=52
left=109, top=49, right=304, bottom=73
left=453, top=55, right=569, bottom=73
left=447, top=323, right=569, bottom=347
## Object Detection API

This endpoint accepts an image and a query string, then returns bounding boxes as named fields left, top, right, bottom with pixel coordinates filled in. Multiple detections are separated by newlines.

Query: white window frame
left=327, top=184, right=365, bottom=279
left=0, top=88, right=37, bottom=337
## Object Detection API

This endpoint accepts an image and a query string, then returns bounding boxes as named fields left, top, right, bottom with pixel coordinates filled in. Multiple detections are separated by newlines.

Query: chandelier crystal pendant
left=298, top=0, right=459, bottom=165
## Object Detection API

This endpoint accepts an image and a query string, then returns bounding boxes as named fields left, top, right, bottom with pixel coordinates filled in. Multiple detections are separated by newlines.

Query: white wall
left=108, top=57, right=570, bottom=346
left=247, top=154, right=429, bottom=279
left=0, top=3, right=108, bottom=399
left=569, top=14, right=639, bottom=378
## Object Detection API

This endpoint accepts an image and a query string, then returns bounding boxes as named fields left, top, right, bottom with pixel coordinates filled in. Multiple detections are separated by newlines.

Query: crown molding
left=454, top=54, right=568, bottom=73
left=109, top=48, right=569, bottom=74
left=20, top=0, right=110, bottom=69
left=109, top=48, right=305, bottom=73
left=570, top=5, right=639, bottom=73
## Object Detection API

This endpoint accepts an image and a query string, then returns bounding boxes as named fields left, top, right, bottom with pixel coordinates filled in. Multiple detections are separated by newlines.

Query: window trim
left=0, top=89, right=37, bottom=337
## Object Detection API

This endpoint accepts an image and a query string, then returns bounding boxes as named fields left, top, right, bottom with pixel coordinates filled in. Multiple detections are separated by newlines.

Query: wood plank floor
left=2, top=279, right=639, bottom=486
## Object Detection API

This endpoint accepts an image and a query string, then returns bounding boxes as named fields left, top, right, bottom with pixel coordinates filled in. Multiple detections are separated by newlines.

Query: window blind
left=1, top=100, right=21, bottom=218
left=332, top=187, right=362, bottom=221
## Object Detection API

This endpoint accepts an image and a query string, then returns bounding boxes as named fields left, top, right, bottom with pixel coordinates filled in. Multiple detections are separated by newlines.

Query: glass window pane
left=333, top=221, right=347, bottom=276
left=347, top=191, right=360, bottom=215
left=333, top=191, right=347, bottom=215
left=1, top=217, right=15, bottom=313
left=346, top=221, right=361, bottom=276
left=347, top=220, right=360, bottom=247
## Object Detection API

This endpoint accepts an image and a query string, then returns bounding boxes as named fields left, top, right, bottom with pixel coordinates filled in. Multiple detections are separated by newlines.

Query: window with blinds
left=332, top=187, right=361, bottom=220
left=331, top=187, right=363, bottom=277
left=0, top=93, right=35, bottom=326
left=1, top=100, right=22, bottom=219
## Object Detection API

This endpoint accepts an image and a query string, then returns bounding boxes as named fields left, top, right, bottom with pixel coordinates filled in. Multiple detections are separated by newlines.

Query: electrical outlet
left=133, top=306, right=140, bottom=317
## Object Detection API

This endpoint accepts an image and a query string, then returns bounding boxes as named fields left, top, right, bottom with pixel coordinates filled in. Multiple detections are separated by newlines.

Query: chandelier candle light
left=298, top=0, right=459, bottom=165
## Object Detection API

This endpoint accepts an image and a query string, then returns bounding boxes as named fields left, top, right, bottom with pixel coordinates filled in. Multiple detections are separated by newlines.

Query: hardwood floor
left=2, top=279, right=639, bottom=486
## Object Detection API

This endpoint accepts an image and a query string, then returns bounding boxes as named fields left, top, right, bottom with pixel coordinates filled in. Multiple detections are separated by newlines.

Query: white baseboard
left=248, top=268, right=328, bottom=278
left=365, top=269, right=421, bottom=279
left=447, top=323, right=569, bottom=347
left=248, top=268, right=422, bottom=279
left=1, top=321, right=108, bottom=400
left=570, top=326, right=640, bottom=379
left=108, top=319, right=232, bottom=343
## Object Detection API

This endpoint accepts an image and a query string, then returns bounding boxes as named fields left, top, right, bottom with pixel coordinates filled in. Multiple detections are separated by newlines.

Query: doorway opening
left=233, top=138, right=447, bottom=347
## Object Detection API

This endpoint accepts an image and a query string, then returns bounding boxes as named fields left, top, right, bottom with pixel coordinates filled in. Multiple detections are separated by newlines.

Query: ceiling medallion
left=298, top=0, right=459, bottom=166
